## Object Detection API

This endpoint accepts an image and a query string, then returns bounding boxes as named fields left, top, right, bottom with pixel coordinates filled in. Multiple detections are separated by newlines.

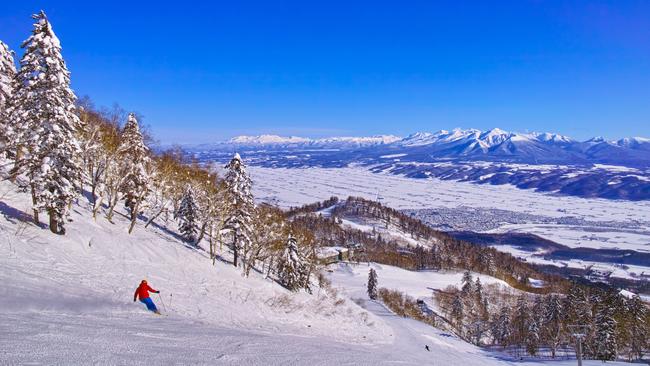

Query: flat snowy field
left=0, top=180, right=630, bottom=365
left=249, top=166, right=650, bottom=278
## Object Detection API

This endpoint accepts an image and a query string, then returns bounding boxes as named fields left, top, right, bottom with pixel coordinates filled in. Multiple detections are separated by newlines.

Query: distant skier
left=133, top=280, right=161, bottom=314
left=425, top=345, right=430, bottom=352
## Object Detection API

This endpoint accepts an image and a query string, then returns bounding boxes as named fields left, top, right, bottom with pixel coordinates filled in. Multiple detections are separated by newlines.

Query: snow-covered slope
left=0, top=181, right=387, bottom=363
left=328, top=262, right=511, bottom=302
left=0, top=181, right=632, bottom=364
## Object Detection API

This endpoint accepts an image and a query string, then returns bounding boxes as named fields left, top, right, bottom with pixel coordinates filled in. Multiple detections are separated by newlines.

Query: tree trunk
left=266, top=257, right=274, bottom=278
left=233, top=240, right=238, bottom=267
left=128, top=201, right=139, bottom=234
left=209, top=225, right=215, bottom=265
left=49, top=211, right=59, bottom=234
left=195, top=221, right=208, bottom=245
left=30, top=183, right=39, bottom=224
left=90, top=182, right=97, bottom=207
left=92, top=193, right=105, bottom=219
left=144, top=203, right=167, bottom=228
left=106, top=193, right=119, bottom=221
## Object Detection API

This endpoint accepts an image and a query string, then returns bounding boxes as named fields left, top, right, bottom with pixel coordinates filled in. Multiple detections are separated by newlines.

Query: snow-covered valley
left=248, top=166, right=650, bottom=281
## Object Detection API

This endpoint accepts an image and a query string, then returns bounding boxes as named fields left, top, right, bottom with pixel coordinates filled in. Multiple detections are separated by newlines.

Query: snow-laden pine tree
left=464, top=277, right=489, bottom=346
left=474, top=277, right=489, bottom=320
left=0, top=40, right=15, bottom=134
left=542, top=294, right=565, bottom=358
left=525, top=315, right=540, bottom=356
left=176, top=186, right=199, bottom=243
left=7, top=11, right=83, bottom=233
left=492, top=305, right=511, bottom=347
left=115, top=113, right=150, bottom=233
left=367, top=268, right=378, bottom=300
left=626, top=295, right=648, bottom=361
left=512, top=295, right=530, bottom=349
left=461, top=271, right=473, bottom=296
left=594, top=297, right=618, bottom=361
left=276, top=235, right=307, bottom=291
left=566, top=285, right=592, bottom=325
left=451, top=293, right=464, bottom=330
left=223, top=153, right=254, bottom=268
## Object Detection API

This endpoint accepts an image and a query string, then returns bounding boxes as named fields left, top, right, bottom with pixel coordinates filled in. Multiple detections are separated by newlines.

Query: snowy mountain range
left=183, top=128, right=650, bottom=201
left=199, top=134, right=402, bottom=150
left=188, top=128, right=650, bottom=167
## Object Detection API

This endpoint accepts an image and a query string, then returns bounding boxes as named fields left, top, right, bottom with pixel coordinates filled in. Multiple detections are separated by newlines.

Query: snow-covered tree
left=492, top=305, right=511, bottom=347
left=626, top=295, right=648, bottom=361
left=176, top=186, right=199, bottom=243
left=0, top=40, right=15, bottom=136
left=276, top=235, right=308, bottom=291
left=473, top=277, right=484, bottom=303
left=474, top=278, right=489, bottom=320
left=565, top=285, right=592, bottom=325
left=8, top=11, right=82, bottom=233
left=223, top=153, right=254, bottom=268
left=542, top=295, right=565, bottom=358
left=512, top=295, right=530, bottom=348
left=110, top=113, right=150, bottom=233
left=77, top=104, right=123, bottom=219
left=249, top=204, right=285, bottom=276
left=451, top=293, right=464, bottom=329
left=593, top=299, right=617, bottom=361
left=367, top=268, right=378, bottom=300
left=461, top=270, right=474, bottom=296
left=525, top=315, right=540, bottom=356
left=463, top=277, right=489, bottom=346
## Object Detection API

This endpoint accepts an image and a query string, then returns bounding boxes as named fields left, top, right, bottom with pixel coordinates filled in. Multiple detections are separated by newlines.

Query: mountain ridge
left=213, top=128, right=646, bottom=148
left=182, top=128, right=650, bottom=167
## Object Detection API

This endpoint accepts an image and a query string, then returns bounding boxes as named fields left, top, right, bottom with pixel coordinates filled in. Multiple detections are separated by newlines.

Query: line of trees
left=0, top=11, right=317, bottom=292
left=436, top=273, right=649, bottom=362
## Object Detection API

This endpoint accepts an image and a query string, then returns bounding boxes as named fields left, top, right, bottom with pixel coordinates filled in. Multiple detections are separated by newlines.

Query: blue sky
left=1, top=1, right=649, bottom=143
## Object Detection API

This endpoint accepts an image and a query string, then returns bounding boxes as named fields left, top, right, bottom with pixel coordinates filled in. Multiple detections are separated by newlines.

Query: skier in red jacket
left=133, top=280, right=161, bottom=314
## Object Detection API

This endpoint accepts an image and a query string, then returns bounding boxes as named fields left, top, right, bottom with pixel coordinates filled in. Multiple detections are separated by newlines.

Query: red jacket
left=134, top=282, right=158, bottom=301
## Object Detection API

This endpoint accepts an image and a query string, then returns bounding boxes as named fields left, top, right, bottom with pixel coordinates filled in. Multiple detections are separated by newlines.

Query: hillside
left=0, top=180, right=387, bottom=363
left=1, top=181, right=634, bottom=365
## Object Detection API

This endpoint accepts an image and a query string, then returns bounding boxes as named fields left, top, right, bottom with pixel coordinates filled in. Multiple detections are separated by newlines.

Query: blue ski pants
left=140, top=297, right=158, bottom=312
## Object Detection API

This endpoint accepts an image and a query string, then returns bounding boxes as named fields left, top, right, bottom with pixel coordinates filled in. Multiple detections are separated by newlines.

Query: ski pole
left=169, top=293, right=173, bottom=309
left=158, top=292, right=167, bottom=313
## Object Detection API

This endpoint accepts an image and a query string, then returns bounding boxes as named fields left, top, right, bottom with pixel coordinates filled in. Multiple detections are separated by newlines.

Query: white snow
left=248, top=166, right=650, bottom=223
left=228, top=134, right=401, bottom=146
left=327, top=262, right=511, bottom=302
left=380, top=153, right=407, bottom=159
left=0, top=178, right=632, bottom=365
left=230, top=134, right=311, bottom=144
left=248, top=166, right=650, bottom=279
